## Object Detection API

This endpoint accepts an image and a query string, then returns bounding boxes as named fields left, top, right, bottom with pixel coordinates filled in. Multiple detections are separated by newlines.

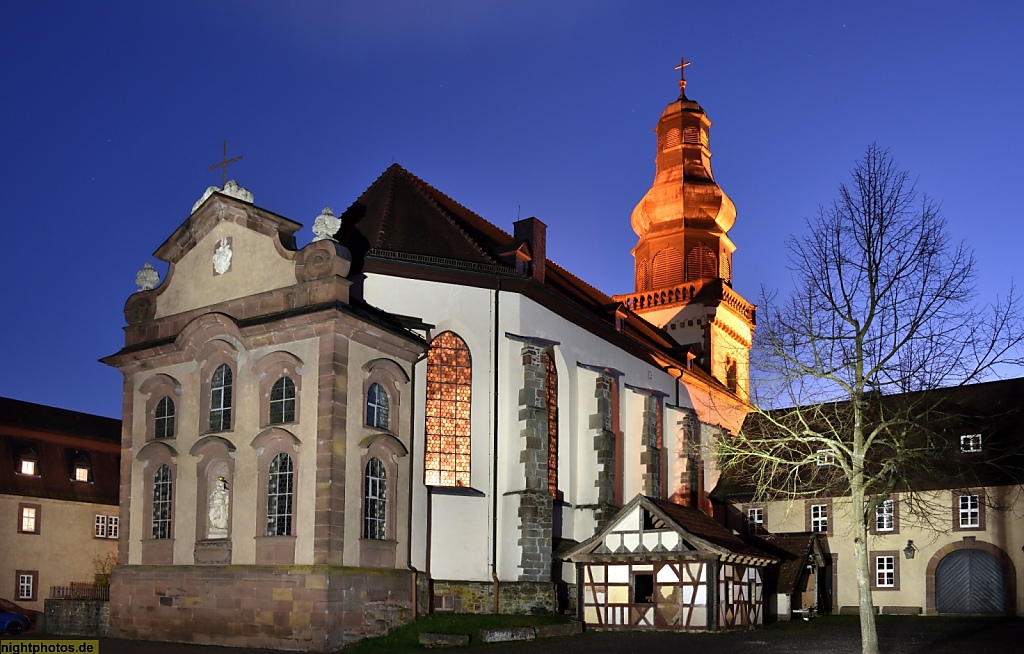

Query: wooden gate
left=935, top=549, right=1005, bottom=614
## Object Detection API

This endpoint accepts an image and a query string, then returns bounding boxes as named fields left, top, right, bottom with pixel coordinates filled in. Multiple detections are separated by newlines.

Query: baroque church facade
left=102, top=69, right=758, bottom=649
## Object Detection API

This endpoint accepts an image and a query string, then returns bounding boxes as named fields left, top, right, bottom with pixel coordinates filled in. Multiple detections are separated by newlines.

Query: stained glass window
left=364, top=458, right=387, bottom=540
left=366, top=382, right=389, bottom=429
left=155, top=396, right=175, bottom=438
left=209, top=364, right=233, bottom=431
left=267, top=453, right=294, bottom=536
left=424, top=331, right=471, bottom=487
left=269, top=376, right=296, bottom=424
left=546, top=350, right=558, bottom=499
left=152, top=464, right=172, bottom=539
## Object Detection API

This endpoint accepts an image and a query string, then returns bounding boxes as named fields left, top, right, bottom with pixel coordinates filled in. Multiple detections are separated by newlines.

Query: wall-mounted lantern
left=903, top=540, right=917, bottom=560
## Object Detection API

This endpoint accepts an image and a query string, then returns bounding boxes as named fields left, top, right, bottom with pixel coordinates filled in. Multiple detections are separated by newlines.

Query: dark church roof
left=335, top=164, right=729, bottom=392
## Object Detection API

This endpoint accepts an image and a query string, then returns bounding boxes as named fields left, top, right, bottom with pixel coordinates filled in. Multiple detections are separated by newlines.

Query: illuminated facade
left=104, top=66, right=756, bottom=648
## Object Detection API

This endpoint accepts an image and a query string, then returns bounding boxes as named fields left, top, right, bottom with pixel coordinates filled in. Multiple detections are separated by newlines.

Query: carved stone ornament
left=221, top=180, right=254, bottom=204
left=190, top=180, right=254, bottom=214
left=135, top=262, right=160, bottom=291
left=213, top=237, right=232, bottom=275
left=312, top=206, right=341, bottom=242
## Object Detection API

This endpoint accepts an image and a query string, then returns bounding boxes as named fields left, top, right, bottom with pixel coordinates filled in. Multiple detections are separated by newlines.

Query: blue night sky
left=2, top=2, right=1022, bottom=418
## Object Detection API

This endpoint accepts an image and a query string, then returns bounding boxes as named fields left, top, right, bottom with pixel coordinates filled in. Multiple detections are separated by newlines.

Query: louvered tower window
left=652, top=247, right=684, bottom=288
left=686, top=244, right=718, bottom=281
left=636, top=259, right=649, bottom=291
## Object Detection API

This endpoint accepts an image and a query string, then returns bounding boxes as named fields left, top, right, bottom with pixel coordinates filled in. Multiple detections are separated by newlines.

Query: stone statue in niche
left=213, top=237, right=232, bottom=275
left=208, top=477, right=229, bottom=539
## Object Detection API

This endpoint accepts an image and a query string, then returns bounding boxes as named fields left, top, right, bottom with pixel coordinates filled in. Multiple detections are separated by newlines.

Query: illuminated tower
left=615, top=59, right=755, bottom=398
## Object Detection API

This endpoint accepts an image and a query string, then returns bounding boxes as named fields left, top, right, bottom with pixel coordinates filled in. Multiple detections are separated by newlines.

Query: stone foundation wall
left=110, top=565, right=415, bottom=651
left=432, top=580, right=556, bottom=616
left=44, top=600, right=110, bottom=636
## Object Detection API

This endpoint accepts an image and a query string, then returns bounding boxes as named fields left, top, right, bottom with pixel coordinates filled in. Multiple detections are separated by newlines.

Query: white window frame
left=152, top=464, right=173, bottom=539
left=18, top=573, right=34, bottom=601
left=875, top=555, right=895, bottom=587
left=269, top=376, right=296, bottom=425
left=810, top=503, right=828, bottom=533
left=960, top=434, right=982, bottom=453
left=209, top=364, right=233, bottom=432
left=746, top=507, right=764, bottom=534
left=19, top=459, right=37, bottom=476
left=154, top=395, right=175, bottom=439
left=875, top=499, right=894, bottom=532
left=20, top=506, right=37, bottom=533
left=366, top=382, right=389, bottom=429
left=959, top=494, right=980, bottom=528
left=266, top=453, right=294, bottom=536
left=815, top=449, right=834, bottom=467
left=95, top=514, right=119, bottom=539
left=364, top=457, right=387, bottom=540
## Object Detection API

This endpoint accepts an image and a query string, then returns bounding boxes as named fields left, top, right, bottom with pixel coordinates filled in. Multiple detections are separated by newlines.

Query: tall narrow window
left=959, top=494, right=980, bottom=528
left=875, top=555, right=895, bottom=588
left=876, top=499, right=895, bottom=532
left=267, top=453, right=294, bottom=536
left=424, top=331, right=472, bottom=487
left=366, top=382, right=390, bottom=429
left=636, top=259, right=649, bottom=291
left=209, top=364, right=233, bottom=431
left=546, top=350, right=558, bottom=499
left=155, top=396, right=175, bottom=439
left=810, top=503, right=828, bottom=533
left=269, top=376, right=296, bottom=424
left=20, top=506, right=38, bottom=534
left=18, top=573, right=35, bottom=601
left=746, top=507, right=764, bottom=535
left=364, top=458, right=387, bottom=540
left=152, top=464, right=172, bottom=539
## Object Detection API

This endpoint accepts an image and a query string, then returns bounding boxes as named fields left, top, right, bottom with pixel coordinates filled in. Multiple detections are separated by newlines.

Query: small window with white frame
left=875, top=499, right=894, bottom=532
left=810, top=503, right=828, bottom=533
left=95, top=514, right=119, bottom=539
left=17, top=448, right=39, bottom=476
left=17, top=571, right=37, bottom=601
left=815, top=449, right=834, bottom=467
left=959, top=434, right=982, bottom=453
left=746, top=506, right=765, bottom=535
left=875, top=555, right=895, bottom=587
left=959, top=493, right=980, bottom=528
left=19, top=504, right=39, bottom=534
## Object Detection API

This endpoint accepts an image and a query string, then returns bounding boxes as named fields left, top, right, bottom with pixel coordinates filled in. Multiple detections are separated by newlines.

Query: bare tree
left=717, top=145, right=1023, bottom=654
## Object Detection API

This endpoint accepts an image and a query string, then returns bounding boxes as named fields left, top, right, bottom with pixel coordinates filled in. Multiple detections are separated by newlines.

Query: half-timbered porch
left=564, top=495, right=776, bottom=631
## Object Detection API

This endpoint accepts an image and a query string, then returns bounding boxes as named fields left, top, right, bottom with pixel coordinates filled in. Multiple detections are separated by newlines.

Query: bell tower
left=614, top=59, right=755, bottom=398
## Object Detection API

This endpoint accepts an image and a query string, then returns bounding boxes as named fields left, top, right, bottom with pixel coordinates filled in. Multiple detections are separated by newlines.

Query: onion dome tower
left=614, top=59, right=755, bottom=398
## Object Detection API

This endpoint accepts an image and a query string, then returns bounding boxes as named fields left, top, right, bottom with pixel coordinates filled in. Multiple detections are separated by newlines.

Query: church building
left=102, top=64, right=759, bottom=649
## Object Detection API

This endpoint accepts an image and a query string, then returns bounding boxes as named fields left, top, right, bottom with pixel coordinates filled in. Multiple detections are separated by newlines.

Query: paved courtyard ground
left=5, top=616, right=1023, bottom=653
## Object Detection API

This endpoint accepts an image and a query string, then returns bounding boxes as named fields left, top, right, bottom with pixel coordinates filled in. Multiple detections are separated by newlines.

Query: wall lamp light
left=903, top=540, right=917, bottom=560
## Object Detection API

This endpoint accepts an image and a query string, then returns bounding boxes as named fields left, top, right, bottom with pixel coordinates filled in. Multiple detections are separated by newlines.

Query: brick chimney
left=513, top=217, right=546, bottom=284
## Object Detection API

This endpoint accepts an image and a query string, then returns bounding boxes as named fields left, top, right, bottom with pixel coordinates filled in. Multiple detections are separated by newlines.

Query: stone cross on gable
left=207, top=140, right=243, bottom=188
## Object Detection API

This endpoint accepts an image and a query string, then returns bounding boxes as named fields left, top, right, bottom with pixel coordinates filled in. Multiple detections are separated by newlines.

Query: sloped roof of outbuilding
left=562, top=494, right=777, bottom=566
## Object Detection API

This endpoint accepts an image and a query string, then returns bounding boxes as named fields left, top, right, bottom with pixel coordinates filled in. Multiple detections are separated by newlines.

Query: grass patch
left=342, top=613, right=572, bottom=653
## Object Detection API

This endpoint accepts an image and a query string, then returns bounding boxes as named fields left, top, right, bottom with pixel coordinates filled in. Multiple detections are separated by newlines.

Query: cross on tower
left=206, top=140, right=243, bottom=188
left=675, top=56, right=692, bottom=95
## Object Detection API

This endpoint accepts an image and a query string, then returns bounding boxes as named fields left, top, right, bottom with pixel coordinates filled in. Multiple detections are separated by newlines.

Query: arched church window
left=267, top=453, right=293, bottom=536
left=269, top=376, right=296, bottom=424
left=424, top=331, right=472, bottom=487
left=209, top=364, right=233, bottom=432
left=686, top=244, right=717, bottom=281
left=652, top=247, right=684, bottom=288
left=155, top=396, right=175, bottom=439
left=366, top=382, right=389, bottom=429
left=364, top=457, right=387, bottom=540
left=152, top=464, right=173, bottom=540
left=546, top=350, right=559, bottom=499
left=636, top=259, right=649, bottom=291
